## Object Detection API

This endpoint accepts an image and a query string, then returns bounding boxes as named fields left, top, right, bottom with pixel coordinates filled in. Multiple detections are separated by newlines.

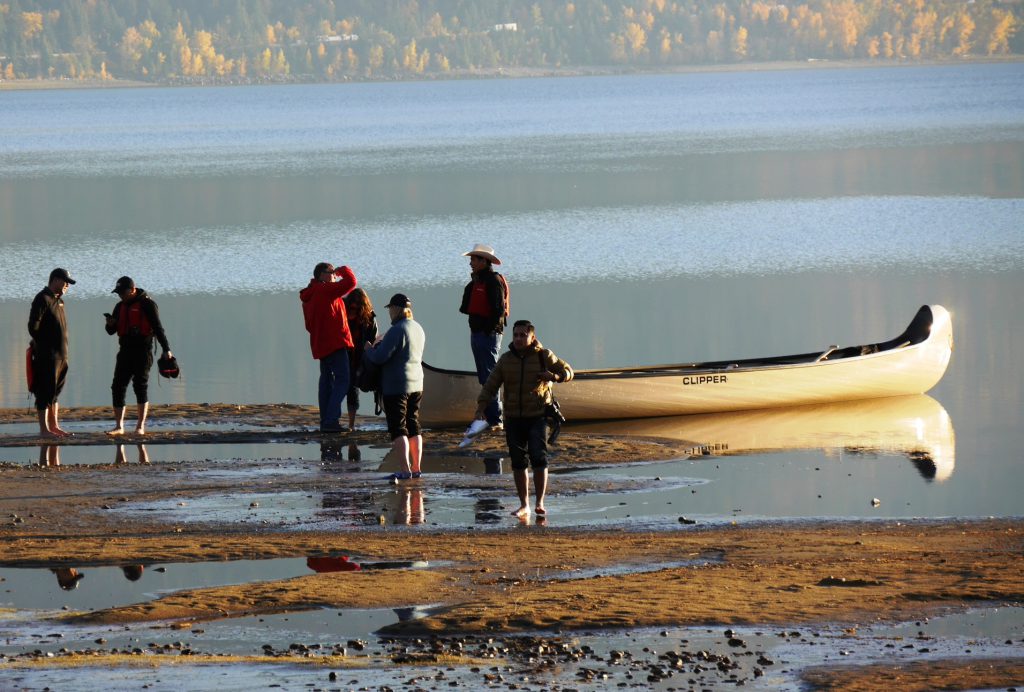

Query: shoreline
left=2, top=56, right=1020, bottom=91
left=1, top=403, right=1022, bottom=688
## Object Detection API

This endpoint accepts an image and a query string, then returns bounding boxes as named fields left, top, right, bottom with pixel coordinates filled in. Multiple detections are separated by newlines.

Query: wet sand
left=1, top=403, right=1022, bottom=689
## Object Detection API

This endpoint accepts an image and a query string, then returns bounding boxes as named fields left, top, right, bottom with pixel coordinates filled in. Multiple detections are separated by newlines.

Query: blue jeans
left=318, top=348, right=350, bottom=428
left=471, top=330, right=502, bottom=426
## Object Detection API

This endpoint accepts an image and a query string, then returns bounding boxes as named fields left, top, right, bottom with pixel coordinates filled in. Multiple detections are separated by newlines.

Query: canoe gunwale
left=423, top=305, right=942, bottom=382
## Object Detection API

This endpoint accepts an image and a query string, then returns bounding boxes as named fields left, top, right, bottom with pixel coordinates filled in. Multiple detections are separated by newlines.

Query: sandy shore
left=1, top=403, right=1021, bottom=689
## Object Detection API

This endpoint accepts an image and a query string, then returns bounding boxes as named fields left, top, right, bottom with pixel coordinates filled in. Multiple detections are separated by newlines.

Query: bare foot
left=511, top=506, right=530, bottom=518
left=39, top=430, right=60, bottom=439
left=52, top=427, right=73, bottom=437
left=134, top=427, right=146, bottom=435
left=106, top=428, right=125, bottom=436
left=535, top=506, right=547, bottom=516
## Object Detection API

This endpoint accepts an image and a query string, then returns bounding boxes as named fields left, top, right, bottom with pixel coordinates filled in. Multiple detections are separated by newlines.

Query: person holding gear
left=475, top=319, right=573, bottom=519
left=104, top=276, right=173, bottom=436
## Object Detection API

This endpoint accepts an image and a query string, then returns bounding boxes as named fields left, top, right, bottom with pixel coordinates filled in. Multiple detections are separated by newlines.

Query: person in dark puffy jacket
left=104, top=276, right=172, bottom=436
left=299, top=262, right=357, bottom=432
left=476, top=319, right=573, bottom=519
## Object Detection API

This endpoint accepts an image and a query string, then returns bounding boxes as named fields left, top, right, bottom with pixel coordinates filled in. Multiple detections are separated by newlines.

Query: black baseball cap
left=385, top=293, right=412, bottom=308
left=112, top=276, right=134, bottom=294
left=50, top=268, right=76, bottom=285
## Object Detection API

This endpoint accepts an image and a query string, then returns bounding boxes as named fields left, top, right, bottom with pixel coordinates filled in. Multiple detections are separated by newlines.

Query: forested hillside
left=0, top=0, right=1020, bottom=83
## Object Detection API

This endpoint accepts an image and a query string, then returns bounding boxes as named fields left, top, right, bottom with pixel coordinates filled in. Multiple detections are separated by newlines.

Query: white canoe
left=419, top=304, right=953, bottom=426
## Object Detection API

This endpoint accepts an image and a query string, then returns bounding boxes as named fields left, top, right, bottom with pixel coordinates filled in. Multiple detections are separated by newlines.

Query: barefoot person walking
left=364, top=293, right=426, bottom=480
left=104, top=276, right=173, bottom=435
left=27, top=268, right=76, bottom=438
left=474, top=320, right=573, bottom=518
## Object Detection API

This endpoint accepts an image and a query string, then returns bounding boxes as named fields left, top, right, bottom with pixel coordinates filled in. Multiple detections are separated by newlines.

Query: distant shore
left=2, top=56, right=1020, bottom=91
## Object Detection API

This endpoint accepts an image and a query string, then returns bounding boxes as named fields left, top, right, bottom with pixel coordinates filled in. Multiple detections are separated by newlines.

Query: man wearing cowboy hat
left=459, top=243, right=509, bottom=431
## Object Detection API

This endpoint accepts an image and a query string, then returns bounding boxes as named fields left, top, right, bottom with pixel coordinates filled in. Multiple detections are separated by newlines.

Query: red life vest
left=117, top=301, right=153, bottom=338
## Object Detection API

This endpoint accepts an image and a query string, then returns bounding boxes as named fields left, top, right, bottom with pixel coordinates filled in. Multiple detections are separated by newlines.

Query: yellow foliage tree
left=986, top=9, right=1015, bottom=55
left=954, top=12, right=975, bottom=56
left=273, top=49, right=288, bottom=75
left=625, top=22, right=647, bottom=57
left=19, top=11, right=42, bottom=39
left=731, top=25, right=748, bottom=59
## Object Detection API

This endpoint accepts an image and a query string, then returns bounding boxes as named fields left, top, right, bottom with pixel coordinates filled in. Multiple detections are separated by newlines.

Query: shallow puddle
left=0, top=557, right=430, bottom=613
left=102, top=444, right=979, bottom=533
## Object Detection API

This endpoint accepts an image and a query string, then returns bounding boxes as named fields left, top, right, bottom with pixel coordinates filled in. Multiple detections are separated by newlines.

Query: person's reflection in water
left=482, top=456, right=503, bottom=475
left=51, top=567, right=83, bottom=590
left=347, top=442, right=361, bottom=463
left=121, top=565, right=145, bottom=581
left=395, top=488, right=425, bottom=525
left=38, top=445, right=60, bottom=467
left=474, top=498, right=504, bottom=524
left=115, top=444, right=150, bottom=465
left=320, top=441, right=342, bottom=463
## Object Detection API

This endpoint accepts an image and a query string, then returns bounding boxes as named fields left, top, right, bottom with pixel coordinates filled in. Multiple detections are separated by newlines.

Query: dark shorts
left=383, top=391, right=423, bottom=440
left=32, top=354, right=68, bottom=410
left=505, top=416, right=548, bottom=471
left=111, top=344, right=154, bottom=407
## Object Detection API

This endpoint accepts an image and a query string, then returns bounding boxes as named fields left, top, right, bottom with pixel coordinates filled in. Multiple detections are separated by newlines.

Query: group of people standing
left=26, top=243, right=573, bottom=519
left=301, top=243, right=574, bottom=518
left=27, top=268, right=173, bottom=438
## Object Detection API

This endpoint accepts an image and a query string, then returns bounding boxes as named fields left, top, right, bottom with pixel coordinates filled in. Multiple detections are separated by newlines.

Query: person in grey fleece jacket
left=364, top=293, right=426, bottom=479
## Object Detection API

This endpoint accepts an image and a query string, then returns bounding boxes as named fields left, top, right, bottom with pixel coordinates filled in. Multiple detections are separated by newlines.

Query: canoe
left=419, top=304, right=953, bottom=426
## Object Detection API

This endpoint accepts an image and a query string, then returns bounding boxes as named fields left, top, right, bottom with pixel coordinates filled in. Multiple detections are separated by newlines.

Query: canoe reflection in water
left=570, top=394, right=955, bottom=482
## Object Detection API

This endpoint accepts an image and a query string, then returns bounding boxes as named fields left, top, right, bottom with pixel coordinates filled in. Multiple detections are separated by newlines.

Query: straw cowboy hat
left=462, top=243, right=501, bottom=265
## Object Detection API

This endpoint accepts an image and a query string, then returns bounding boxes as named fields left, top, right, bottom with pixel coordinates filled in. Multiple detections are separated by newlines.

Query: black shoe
left=320, top=424, right=344, bottom=433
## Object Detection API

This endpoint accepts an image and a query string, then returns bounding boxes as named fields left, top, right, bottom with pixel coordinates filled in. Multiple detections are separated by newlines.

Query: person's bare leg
left=409, top=434, right=423, bottom=474
left=49, top=403, right=70, bottom=436
left=511, top=468, right=530, bottom=517
left=37, top=408, right=58, bottom=438
left=134, top=402, right=149, bottom=434
left=114, top=444, right=127, bottom=464
left=348, top=409, right=357, bottom=431
left=106, top=406, right=126, bottom=435
left=392, top=436, right=411, bottom=474
left=137, top=444, right=150, bottom=464
left=534, top=468, right=548, bottom=515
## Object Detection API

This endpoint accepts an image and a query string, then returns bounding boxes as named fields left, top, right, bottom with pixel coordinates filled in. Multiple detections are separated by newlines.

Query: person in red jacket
left=300, top=262, right=357, bottom=432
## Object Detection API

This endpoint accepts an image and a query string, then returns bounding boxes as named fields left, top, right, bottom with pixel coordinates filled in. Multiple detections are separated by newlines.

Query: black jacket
left=28, top=287, right=69, bottom=360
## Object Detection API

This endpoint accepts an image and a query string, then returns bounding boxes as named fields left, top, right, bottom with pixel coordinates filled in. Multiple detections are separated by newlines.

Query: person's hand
left=537, top=371, right=556, bottom=382
left=473, top=408, right=486, bottom=420
left=164, top=350, right=173, bottom=359
left=364, top=341, right=373, bottom=351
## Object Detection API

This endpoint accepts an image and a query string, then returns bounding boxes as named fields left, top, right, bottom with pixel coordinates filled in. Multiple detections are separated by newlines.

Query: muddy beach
left=1, top=404, right=1022, bottom=690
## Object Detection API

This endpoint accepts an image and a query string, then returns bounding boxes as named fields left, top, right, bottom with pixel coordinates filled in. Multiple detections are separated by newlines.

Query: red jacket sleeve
left=325, top=265, right=357, bottom=298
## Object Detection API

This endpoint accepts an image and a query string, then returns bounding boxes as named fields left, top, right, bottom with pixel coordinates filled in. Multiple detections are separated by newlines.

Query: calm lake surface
left=1, top=63, right=1022, bottom=520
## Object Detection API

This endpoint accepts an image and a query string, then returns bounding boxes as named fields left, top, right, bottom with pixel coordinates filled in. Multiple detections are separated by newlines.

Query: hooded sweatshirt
left=299, top=266, right=357, bottom=359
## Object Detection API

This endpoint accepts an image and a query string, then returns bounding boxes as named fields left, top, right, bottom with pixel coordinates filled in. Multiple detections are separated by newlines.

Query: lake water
left=1, top=63, right=1022, bottom=521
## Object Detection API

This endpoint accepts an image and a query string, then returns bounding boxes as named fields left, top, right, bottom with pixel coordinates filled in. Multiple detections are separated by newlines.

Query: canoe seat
left=815, top=345, right=838, bottom=362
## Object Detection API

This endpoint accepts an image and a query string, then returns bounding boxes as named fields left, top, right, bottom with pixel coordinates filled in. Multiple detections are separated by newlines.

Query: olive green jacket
left=478, top=340, right=573, bottom=419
